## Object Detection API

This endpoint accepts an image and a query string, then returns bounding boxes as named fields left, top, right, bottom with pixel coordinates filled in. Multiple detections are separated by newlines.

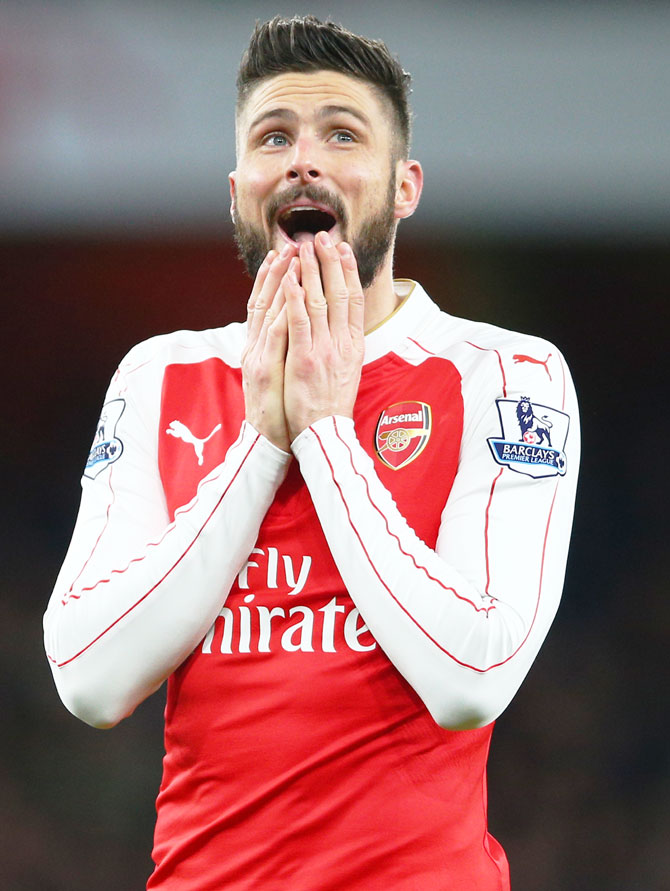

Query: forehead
left=237, top=70, right=391, bottom=135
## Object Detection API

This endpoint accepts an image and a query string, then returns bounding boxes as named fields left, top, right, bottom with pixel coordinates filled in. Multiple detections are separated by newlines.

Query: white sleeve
left=43, top=345, right=291, bottom=728
left=291, top=350, right=579, bottom=730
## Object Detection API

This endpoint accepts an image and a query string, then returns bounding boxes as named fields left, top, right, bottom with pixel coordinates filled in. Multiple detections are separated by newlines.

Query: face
left=230, top=71, right=406, bottom=289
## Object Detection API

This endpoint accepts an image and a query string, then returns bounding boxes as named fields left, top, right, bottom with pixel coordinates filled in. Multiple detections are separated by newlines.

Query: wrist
left=290, top=414, right=355, bottom=450
left=245, top=414, right=291, bottom=453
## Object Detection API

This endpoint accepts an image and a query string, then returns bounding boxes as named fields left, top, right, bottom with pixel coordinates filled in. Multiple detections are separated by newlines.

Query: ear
left=394, top=160, right=423, bottom=221
left=228, top=171, right=237, bottom=224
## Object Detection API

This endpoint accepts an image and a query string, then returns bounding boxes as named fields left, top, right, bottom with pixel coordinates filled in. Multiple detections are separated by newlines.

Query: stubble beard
left=233, top=176, right=397, bottom=290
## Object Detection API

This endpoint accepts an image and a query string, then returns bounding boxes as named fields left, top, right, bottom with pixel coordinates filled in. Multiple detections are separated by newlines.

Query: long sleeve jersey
left=44, top=281, right=579, bottom=890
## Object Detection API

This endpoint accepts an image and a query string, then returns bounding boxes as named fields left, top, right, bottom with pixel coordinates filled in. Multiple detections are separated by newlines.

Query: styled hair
left=236, top=15, right=412, bottom=157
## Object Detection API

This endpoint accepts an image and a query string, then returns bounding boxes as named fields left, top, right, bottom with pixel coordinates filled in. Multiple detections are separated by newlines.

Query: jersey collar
left=363, top=280, right=438, bottom=365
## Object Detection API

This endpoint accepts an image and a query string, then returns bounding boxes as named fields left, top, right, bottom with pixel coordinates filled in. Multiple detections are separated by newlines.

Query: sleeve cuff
left=291, top=415, right=356, bottom=460
left=242, top=421, right=293, bottom=479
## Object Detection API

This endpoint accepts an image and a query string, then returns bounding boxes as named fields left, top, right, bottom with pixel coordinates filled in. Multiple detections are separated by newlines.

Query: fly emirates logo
left=201, top=546, right=377, bottom=656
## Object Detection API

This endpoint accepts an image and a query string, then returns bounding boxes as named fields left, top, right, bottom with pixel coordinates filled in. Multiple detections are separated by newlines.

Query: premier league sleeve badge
left=84, top=398, right=126, bottom=479
left=488, top=396, right=569, bottom=479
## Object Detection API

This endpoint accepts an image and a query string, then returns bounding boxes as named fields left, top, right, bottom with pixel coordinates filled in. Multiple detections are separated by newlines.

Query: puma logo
left=513, top=353, right=552, bottom=381
left=166, top=420, right=222, bottom=465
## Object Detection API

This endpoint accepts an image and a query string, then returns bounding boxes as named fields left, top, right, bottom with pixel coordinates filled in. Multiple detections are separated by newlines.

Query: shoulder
left=119, top=322, right=247, bottom=374
left=414, top=304, right=556, bottom=365
left=100, top=322, right=247, bottom=411
left=397, top=283, right=562, bottom=375
left=400, top=288, right=577, bottom=427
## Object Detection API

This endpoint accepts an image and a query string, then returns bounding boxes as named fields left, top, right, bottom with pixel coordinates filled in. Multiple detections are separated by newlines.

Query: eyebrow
left=248, top=104, right=372, bottom=132
left=316, top=105, right=372, bottom=128
left=248, top=108, right=298, bottom=131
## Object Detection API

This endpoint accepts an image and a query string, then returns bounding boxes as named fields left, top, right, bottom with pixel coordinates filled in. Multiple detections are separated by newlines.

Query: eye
left=330, top=130, right=355, bottom=144
left=262, top=132, right=289, bottom=147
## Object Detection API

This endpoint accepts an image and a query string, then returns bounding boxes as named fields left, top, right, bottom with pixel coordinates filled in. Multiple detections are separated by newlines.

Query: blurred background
left=2, top=1, right=668, bottom=888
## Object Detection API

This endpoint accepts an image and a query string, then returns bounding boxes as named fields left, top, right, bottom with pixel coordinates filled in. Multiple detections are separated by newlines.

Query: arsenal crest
left=374, top=401, right=432, bottom=470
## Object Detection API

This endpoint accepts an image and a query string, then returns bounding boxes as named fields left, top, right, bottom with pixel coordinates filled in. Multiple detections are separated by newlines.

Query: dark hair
left=236, top=15, right=412, bottom=157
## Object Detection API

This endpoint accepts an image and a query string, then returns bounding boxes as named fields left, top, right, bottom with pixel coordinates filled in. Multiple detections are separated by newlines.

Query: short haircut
left=236, top=15, right=412, bottom=158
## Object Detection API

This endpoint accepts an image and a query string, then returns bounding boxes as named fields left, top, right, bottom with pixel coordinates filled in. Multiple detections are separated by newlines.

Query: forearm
left=293, top=415, right=577, bottom=730
left=44, top=423, right=290, bottom=728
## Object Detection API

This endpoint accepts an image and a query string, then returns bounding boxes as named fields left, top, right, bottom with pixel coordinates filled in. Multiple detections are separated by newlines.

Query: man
left=44, top=16, right=579, bottom=889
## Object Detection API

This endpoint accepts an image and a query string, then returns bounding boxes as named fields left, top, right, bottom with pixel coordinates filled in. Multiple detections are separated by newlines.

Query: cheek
left=352, top=172, right=389, bottom=216
left=235, top=166, right=273, bottom=211
left=339, top=153, right=389, bottom=197
left=339, top=168, right=374, bottom=215
left=339, top=161, right=368, bottom=187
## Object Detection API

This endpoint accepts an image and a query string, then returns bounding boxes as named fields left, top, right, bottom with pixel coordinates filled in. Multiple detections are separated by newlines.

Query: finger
left=284, top=267, right=312, bottom=352
left=245, top=250, right=277, bottom=334
left=337, top=242, right=365, bottom=338
left=298, top=241, right=329, bottom=342
left=314, top=231, right=350, bottom=336
left=265, top=257, right=293, bottom=321
left=248, top=244, right=296, bottom=344
left=246, top=250, right=278, bottom=343
left=264, top=304, right=288, bottom=364
left=255, top=258, right=293, bottom=355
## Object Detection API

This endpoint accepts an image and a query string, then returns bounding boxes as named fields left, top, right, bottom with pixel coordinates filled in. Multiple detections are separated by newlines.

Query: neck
left=362, top=254, right=401, bottom=334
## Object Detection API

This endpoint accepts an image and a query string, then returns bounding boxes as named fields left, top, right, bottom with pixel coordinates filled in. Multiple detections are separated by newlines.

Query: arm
left=283, top=237, right=579, bottom=730
left=291, top=355, right=579, bottom=730
left=43, top=352, right=290, bottom=729
left=44, top=250, right=296, bottom=729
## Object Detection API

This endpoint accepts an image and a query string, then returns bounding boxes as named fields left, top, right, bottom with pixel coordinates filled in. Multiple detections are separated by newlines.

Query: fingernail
left=340, top=243, right=356, bottom=267
left=265, top=250, right=277, bottom=265
left=319, top=231, right=333, bottom=247
left=304, top=240, right=314, bottom=257
left=280, top=243, right=292, bottom=259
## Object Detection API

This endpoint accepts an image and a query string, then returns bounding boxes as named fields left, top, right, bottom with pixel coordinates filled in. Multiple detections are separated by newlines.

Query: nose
left=285, top=137, right=321, bottom=184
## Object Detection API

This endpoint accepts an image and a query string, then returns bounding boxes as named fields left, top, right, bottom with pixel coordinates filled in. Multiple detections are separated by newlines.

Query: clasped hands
left=241, top=231, right=366, bottom=453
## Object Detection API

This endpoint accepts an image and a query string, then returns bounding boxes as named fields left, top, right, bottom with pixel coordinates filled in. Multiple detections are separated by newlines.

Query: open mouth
left=277, top=206, right=337, bottom=244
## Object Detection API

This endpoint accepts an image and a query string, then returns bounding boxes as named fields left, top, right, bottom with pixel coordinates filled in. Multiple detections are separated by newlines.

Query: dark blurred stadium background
left=2, top=3, right=668, bottom=889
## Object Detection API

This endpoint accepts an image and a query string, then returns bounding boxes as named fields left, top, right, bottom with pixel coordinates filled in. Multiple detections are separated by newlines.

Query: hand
left=283, top=232, right=365, bottom=442
left=241, top=246, right=297, bottom=452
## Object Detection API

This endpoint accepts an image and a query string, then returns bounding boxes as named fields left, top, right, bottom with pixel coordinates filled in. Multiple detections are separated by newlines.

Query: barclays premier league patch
left=84, top=399, right=125, bottom=479
left=375, top=401, right=432, bottom=470
left=488, top=396, right=569, bottom=479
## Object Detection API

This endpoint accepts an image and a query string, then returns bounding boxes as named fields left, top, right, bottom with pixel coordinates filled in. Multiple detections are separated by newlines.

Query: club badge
left=488, top=396, right=569, bottom=479
left=84, top=398, right=125, bottom=479
left=374, top=401, right=432, bottom=470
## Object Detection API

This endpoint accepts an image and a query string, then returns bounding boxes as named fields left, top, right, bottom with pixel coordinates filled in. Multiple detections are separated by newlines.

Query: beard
left=233, top=176, right=396, bottom=290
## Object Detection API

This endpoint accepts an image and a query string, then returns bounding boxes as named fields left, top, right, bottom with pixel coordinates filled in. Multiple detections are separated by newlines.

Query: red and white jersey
left=44, top=281, right=579, bottom=890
